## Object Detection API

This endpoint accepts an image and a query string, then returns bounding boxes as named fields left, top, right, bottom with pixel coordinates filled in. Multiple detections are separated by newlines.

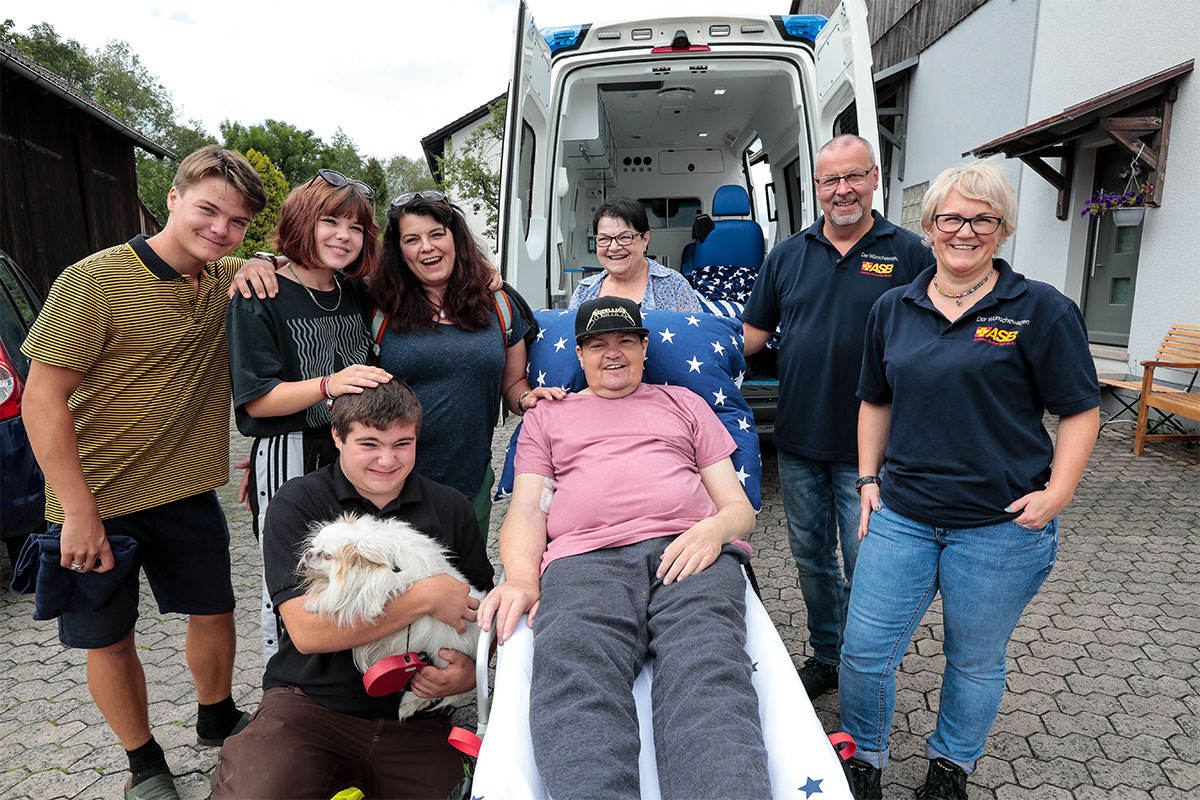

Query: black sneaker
left=797, top=656, right=839, bottom=699
left=846, top=758, right=882, bottom=800
left=915, top=758, right=968, bottom=800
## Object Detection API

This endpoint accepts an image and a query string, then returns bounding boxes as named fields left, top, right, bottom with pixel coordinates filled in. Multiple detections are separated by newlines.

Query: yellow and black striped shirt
left=21, top=235, right=244, bottom=522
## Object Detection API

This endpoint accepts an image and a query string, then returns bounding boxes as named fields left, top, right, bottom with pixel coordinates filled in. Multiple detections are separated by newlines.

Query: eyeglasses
left=932, top=214, right=1003, bottom=235
left=595, top=231, right=643, bottom=248
left=815, top=167, right=874, bottom=191
left=391, top=190, right=447, bottom=208
left=309, top=169, right=375, bottom=200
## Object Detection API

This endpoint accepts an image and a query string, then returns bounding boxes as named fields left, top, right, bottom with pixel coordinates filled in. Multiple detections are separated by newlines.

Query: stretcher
left=463, top=572, right=855, bottom=799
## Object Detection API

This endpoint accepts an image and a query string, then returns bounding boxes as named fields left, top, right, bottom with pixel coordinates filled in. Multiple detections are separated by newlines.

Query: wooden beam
left=1149, top=90, right=1174, bottom=207
left=1105, top=130, right=1159, bottom=171
left=1100, top=116, right=1162, bottom=131
left=1019, top=153, right=1073, bottom=220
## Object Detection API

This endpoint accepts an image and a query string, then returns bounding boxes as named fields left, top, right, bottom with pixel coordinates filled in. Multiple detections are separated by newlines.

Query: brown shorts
left=211, top=686, right=464, bottom=800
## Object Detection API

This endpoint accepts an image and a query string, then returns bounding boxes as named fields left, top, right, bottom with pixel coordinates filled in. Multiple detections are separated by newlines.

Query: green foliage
left=233, top=149, right=290, bottom=260
left=90, top=39, right=175, bottom=137
left=385, top=154, right=438, bottom=196
left=436, top=98, right=505, bottom=246
left=2, top=20, right=97, bottom=90
left=220, top=119, right=329, bottom=187
left=362, top=156, right=390, bottom=227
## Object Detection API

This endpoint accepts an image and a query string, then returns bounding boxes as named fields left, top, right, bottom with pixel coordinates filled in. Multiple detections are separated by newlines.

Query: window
left=638, top=197, right=702, bottom=228
left=900, top=181, right=928, bottom=236
left=518, top=121, right=536, bottom=238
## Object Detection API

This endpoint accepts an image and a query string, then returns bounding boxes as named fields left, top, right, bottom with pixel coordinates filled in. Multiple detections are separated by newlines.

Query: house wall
left=1015, top=0, right=1199, bottom=378
left=882, top=0, right=1040, bottom=265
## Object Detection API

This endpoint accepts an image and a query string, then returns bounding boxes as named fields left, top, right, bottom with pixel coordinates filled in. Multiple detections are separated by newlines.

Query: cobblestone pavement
left=1, top=416, right=1196, bottom=799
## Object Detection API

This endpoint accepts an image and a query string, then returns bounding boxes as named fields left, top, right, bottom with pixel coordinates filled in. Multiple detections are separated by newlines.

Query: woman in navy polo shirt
left=840, top=162, right=1101, bottom=800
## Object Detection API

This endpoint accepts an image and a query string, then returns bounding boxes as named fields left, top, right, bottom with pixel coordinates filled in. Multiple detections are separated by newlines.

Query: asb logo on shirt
left=860, top=261, right=894, bottom=276
left=974, top=326, right=1019, bottom=345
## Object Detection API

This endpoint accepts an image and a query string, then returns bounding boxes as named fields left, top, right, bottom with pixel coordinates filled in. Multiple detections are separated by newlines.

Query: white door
left=814, top=0, right=882, bottom=210
left=498, top=0, right=554, bottom=306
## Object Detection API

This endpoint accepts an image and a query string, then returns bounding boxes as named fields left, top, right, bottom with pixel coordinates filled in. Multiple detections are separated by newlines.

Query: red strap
left=492, top=290, right=513, bottom=347
left=828, top=731, right=857, bottom=761
left=448, top=726, right=482, bottom=757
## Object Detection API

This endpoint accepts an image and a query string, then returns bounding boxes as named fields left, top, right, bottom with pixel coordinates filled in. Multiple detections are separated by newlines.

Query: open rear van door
left=498, top=0, right=554, bottom=306
left=814, top=0, right=882, bottom=208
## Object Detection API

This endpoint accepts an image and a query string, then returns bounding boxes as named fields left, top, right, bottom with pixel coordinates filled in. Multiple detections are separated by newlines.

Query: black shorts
left=57, top=491, right=235, bottom=649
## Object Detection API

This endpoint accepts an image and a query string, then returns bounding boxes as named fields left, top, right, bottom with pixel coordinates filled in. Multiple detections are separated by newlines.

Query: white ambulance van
left=497, top=0, right=879, bottom=433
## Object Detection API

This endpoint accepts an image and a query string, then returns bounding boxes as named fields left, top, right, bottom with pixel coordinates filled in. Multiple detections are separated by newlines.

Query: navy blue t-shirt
left=742, top=211, right=932, bottom=461
left=857, top=259, right=1100, bottom=528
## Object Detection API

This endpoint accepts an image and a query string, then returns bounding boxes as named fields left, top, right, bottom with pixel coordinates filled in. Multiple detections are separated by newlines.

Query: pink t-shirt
left=515, top=383, right=737, bottom=572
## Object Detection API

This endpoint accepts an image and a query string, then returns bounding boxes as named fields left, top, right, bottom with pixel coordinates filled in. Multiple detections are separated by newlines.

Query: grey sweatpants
left=530, top=537, right=771, bottom=800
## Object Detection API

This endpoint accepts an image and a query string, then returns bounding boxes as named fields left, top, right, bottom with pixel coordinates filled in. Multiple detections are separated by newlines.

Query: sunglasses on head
left=309, top=169, right=375, bottom=201
left=391, top=190, right=447, bottom=208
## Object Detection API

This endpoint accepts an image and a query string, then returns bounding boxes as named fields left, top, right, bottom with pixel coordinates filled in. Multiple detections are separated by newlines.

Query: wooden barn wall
left=1, top=70, right=141, bottom=297
left=796, top=0, right=988, bottom=73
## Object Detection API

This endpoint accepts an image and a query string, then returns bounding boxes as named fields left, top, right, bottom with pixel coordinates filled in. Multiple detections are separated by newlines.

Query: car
left=496, top=1, right=879, bottom=436
left=0, top=249, right=45, bottom=566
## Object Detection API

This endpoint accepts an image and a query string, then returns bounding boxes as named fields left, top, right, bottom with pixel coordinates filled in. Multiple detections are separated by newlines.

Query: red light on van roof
left=650, top=45, right=712, bottom=53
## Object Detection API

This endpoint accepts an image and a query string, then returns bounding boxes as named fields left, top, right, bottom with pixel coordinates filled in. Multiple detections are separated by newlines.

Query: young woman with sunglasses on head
left=373, top=192, right=564, bottom=536
left=226, top=169, right=391, bottom=662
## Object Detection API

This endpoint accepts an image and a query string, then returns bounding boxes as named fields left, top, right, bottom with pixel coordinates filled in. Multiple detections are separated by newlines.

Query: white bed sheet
left=472, top=576, right=853, bottom=799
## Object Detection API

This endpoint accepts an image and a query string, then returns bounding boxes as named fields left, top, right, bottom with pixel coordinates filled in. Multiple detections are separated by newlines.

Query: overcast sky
left=12, top=0, right=781, bottom=164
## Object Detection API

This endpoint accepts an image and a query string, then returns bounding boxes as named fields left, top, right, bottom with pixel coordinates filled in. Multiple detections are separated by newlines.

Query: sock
left=196, top=695, right=242, bottom=741
left=126, top=738, right=169, bottom=787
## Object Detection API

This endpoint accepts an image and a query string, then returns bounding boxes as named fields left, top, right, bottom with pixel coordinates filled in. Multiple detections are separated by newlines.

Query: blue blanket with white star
left=495, top=307, right=762, bottom=510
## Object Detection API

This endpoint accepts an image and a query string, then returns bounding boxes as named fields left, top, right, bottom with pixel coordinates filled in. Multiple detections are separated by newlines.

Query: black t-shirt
left=227, top=275, right=372, bottom=438
left=261, top=463, right=494, bottom=718
left=858, top=259, right=1100, bottom=528
left=742, top=212, right=933, bottom=462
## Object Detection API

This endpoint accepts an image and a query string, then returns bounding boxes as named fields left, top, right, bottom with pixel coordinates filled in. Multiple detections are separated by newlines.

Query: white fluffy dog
left=301, top=512, right=484, bottom=719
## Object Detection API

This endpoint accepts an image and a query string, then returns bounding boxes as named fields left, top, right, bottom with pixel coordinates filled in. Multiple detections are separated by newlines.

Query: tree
left=220, top=119, right=327, bottom=186
left=361, top=156, right=390, bottom=227
left=385, top=153, right=438, bottom=196
left=1, top=20, right=96, bottom=90
left=90, top=39, right=175, bottom=138
left=320, top=128, right=364, bottom=178
left=436, top=98, right=505, bottom=246
left=233, top=149, right=289, bottom=260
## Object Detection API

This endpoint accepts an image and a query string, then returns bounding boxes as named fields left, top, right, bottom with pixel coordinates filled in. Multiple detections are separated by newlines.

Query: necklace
left=427, top=293, right=447, bottom=321
left=933, top=269, right=993, bottom=306
left=286, top=263, right=342, bottom=312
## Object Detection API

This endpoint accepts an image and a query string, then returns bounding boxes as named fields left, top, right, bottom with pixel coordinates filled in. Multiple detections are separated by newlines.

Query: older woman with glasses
left=569, top=197, right=702, bottom=313
left=372, top=191, right=564, bottom=536
left=840, top=162, right=1101, bottom=800
left=227, top=169, right=392, bottom=661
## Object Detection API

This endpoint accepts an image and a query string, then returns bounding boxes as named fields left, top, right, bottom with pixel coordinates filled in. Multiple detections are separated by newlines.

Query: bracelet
left=854, top=475, right=881, bottom=495
left=254, top=251, right=279, bottom=267
left=320, top=375, right=334, bottom=401
left=516, top=390, right=533, bottom=415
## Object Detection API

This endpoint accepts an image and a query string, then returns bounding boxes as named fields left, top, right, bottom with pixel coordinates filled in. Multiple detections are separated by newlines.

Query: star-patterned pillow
left=495, top=308, right=763, bottom=510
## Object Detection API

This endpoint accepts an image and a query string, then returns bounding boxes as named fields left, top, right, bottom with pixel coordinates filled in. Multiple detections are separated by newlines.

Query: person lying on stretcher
left=478, top=296, right=770, bottom=799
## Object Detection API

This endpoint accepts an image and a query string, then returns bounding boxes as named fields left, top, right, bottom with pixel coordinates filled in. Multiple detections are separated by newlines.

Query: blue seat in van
left=692, top=185, right=765, bottom=273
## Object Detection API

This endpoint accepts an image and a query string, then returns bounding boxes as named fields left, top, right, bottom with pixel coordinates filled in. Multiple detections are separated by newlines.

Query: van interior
left=540, top=58, right=824, bottom=306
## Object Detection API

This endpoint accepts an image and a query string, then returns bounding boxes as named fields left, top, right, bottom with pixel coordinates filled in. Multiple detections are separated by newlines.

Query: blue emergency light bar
left=774, top=15, right=828, bottom=43
left=541, top=25, right=589, bottom=55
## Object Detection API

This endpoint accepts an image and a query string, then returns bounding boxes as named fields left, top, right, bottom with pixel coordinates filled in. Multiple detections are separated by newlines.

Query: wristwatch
left=253, top=251, right=279, bottom=266
left=854, top=475, right=881, bottom=495
left=516, top=390, right=534, bottom=415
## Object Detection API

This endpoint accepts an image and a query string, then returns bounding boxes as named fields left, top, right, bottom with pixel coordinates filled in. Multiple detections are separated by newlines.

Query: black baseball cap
left=574, top=296, right=650, bottom=344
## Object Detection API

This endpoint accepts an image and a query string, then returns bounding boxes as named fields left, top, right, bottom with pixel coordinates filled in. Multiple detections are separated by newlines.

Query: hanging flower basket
left=1111, top=206, right=1146, bottom=228
left=1080, top=181, right=1153, bottom=220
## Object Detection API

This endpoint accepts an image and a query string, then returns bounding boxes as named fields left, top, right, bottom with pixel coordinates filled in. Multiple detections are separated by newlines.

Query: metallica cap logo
left=574, top=296, right=650, bottom=343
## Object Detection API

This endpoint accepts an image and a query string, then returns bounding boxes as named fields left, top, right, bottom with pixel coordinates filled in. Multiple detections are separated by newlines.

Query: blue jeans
left=839, top=504, right=1057, bottom=774
left=775, top=450, right=861, bottom=665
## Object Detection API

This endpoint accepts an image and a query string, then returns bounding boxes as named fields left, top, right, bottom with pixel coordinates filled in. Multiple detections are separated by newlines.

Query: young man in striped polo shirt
left=22, top=146, right=267, bottom=800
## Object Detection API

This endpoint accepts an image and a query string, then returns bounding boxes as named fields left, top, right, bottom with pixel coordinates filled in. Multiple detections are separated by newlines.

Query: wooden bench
left=1100, top=325, right=1200, bottom=454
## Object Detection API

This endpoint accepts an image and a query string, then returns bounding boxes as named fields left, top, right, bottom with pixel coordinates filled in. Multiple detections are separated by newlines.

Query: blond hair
left=921, top=162, right=1017, bottom=245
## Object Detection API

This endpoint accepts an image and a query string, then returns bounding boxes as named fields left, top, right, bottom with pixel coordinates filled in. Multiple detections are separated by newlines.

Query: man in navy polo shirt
left=742, top=134, right=933, bottom=699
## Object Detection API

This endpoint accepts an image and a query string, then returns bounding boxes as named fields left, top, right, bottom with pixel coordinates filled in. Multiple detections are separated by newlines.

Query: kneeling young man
left=479, top=297, right=770, bottom=799
left=212, top=381, right=492, bottom=800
